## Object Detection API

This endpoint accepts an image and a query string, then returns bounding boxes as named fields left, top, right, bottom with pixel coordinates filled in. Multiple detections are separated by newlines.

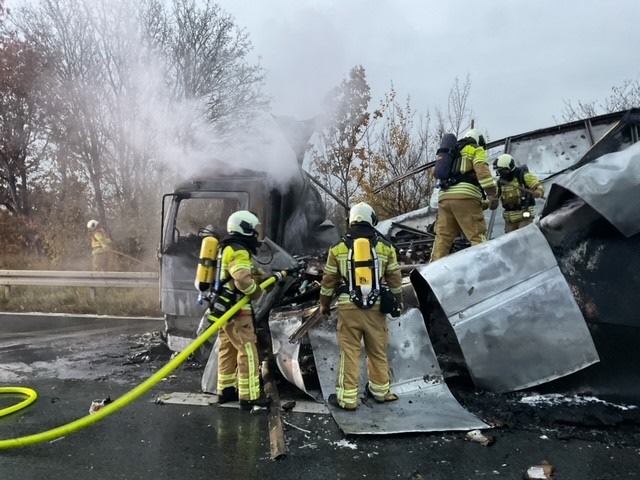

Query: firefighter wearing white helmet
left=319, top=202, right=403, bottom=410
left=213, top=210, right=270, bottom=410
left=493, top=153, right=545, bottom=233
left=431, top=127, right=499, bottom=261
left=86, top=219, right=113, bottom=271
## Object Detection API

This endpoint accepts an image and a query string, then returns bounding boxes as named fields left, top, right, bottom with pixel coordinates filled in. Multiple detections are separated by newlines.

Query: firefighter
left=430, top=129, right=499, bottom=261
left=319, top=202, right=403, bottom=411
left=87, top=219, right=114, bottom=271
left=494, top=154, right=545, bottom=233
left=214, top=210, right=270, bottom=411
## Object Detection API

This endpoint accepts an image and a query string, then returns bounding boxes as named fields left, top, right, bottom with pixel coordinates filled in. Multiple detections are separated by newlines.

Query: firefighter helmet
left=349, top=202, right=378, bottom=226
left=227, top=210, right=261, bottom=236
left=463, top=129, right=481, bottom=145
left=496, top=154, right=516, bottom=171
left=87, top=219, right=99, bottom=230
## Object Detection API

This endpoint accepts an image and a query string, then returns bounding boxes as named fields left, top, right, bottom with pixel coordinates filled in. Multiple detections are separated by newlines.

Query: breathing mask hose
left=0, top=273, right=285, bottom=450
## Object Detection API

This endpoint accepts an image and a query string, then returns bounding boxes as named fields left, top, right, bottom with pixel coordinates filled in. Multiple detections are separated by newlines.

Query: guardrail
left=0, top=270, right=159, bottom=299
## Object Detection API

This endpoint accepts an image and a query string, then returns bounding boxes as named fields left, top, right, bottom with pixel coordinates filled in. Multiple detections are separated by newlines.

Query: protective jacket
left=319, top=227, right=403, bottom=311
left=499, top=168, right=544, bottom=224
left=217, top=240, right=262, bottom=315
left=90, top=227, right=112, bottom=253
left=438, top=144, right=497, bottom=200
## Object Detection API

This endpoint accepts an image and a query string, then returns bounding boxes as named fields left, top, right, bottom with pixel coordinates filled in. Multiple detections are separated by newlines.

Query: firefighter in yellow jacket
left=319, top=202, right=403, bottom=411
left=430, top=129, right=499, bottom=261
left=87, top=219, right=114, bottom=271
left=213, top=210, right=270, bottom=410
left=494, top=154, right=545, bottom=233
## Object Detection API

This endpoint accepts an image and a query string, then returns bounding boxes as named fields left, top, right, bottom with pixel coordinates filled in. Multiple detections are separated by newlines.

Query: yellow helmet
left=463, top=129, right=481, bottom=144
left=87, top=219, right=99, bottom=230
left=495, top=154, right=516, bottom=171
left=349, top=202, right=378, bottom=226
left=227, top=210, right=261, bottom=236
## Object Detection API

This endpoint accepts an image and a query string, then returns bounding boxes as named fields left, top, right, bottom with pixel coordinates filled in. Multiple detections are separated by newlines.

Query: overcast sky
left=214, top=0, right=640, bottom=141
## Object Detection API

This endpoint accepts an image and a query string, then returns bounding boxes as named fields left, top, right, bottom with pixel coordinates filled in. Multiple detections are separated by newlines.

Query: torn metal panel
left=268, top=303, right=322, bottom=400
left=416, top=224, right=599, bottom=392
left=308, top=308, right=489, bottom=435
left=542, top=141, right=640, bottom=237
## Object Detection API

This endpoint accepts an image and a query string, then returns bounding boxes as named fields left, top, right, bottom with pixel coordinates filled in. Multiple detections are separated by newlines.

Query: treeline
left=0, top=0, right=267, bottom=269
left=2, top=0, right=638, bottom=270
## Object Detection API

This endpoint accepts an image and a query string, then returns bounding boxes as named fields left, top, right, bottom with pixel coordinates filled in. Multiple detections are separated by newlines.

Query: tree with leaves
left=310, top=65, right=382, bottom=229
left=359, top=88, right=434, bottom=218
left=7, top=0, right=268, bottom=266
left=0, top=33, right=49, bottom=217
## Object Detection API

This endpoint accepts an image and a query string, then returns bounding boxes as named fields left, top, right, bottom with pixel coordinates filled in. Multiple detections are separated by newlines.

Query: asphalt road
left=1, top=314, right=639, bottom=479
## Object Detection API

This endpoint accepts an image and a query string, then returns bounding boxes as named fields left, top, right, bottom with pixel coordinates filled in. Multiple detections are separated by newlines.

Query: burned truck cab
left=159, top=164, right=339, bottom=352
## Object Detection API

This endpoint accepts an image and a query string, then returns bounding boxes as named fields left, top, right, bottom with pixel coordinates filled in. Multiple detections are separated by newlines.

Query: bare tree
left=560, top=78, right=640, bottom=122
left=436, top=73, right=474, bottom=138
left=141, top=0, right=268, bottom=129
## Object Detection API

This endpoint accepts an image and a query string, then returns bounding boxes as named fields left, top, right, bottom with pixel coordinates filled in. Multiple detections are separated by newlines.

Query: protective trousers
left=431, top=197, right=487, bottom=261
left=335, top=307, right=390, bottom=407
left=92, top=250, right=113, bottom=271
left=217, top=314, right=262, bottom=401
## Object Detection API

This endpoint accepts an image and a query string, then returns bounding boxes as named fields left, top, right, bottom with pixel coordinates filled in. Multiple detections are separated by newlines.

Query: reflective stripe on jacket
left=220, top=244, right=258, bottom=314
left=439, top=145, right=497, bottom=200
left=91, top=227, right=112, bottom=252
left=320, top=238, right=402, bottom=310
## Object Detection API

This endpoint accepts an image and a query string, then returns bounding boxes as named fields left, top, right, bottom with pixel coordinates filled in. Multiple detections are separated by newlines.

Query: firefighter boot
left=366, top=384, right=399, bottom=403
left=327, top=394, right=357, bottom=411
left=239, top=395, right=270, bottom=411
left=217, top=387, right=239, bottom=405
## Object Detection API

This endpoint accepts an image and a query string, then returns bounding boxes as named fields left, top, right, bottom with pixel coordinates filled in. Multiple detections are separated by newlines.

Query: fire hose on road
left=0, top=273, right=286, bottom=450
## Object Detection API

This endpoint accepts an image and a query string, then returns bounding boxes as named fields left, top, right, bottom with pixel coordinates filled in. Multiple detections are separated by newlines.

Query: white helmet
left=463, top=129, right=481, bottom=144
left=349, top=202, right=378, bottom=226
left=227, top=210, right=261, bottom=236
left=87, top=219, right=99, bottom=230
left=495, top=153, right=516, bottom=170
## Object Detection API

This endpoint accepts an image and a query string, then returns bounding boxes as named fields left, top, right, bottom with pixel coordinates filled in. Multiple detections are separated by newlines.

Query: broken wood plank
left=262, top=356, right=287, bottom=460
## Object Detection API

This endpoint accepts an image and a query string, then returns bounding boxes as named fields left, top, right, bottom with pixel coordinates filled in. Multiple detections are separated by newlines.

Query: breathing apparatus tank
left=353, top=237, right=373, bottom=297
left=194, top=236, right=219, bottom=293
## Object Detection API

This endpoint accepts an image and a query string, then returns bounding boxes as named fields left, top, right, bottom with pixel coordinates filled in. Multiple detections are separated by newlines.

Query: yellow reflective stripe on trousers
left=237, top=342, right=261, bottom=400
left=217, top=372, right=237, bottom=391
left=335, top=352, right=358, bottom=405
left=368, top=380, right=390, bottom=397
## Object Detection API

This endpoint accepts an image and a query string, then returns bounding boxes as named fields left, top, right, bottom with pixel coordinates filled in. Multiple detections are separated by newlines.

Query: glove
left=488, top=196, right=499, bottom=211
left=478, top=134, right=487, bottom=148
left=319, top=295, right=331, bottom=316
left=533, top=187, right=544, bottom=199
left=481, top=199, right=491, bottom=211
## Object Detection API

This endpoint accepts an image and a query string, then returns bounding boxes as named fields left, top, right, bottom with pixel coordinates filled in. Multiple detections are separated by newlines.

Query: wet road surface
left=1, top=314, right=639, bottom=479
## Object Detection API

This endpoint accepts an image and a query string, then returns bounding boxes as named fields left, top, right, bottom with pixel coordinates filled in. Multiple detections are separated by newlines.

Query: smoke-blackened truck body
left=159, top=162, right=338, bottom=351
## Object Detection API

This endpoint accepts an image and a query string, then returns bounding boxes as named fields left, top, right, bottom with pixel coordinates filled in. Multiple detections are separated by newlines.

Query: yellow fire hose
left=0, top=387, right=38, bottom=418
left=0, top=274, right=283, bottom=450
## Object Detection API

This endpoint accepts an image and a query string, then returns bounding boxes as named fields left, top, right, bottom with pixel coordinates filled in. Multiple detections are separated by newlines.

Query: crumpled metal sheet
left=542, top=141, right=640, bottom=237
left=307, top=308, right=489, bottom=435
left=268, top=303, right=323, bottom=401
left=415, top=224, right=599, bottom=392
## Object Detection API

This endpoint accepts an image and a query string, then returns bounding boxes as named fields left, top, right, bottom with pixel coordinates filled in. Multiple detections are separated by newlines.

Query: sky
left=214, top=0, right=640, bottom=141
